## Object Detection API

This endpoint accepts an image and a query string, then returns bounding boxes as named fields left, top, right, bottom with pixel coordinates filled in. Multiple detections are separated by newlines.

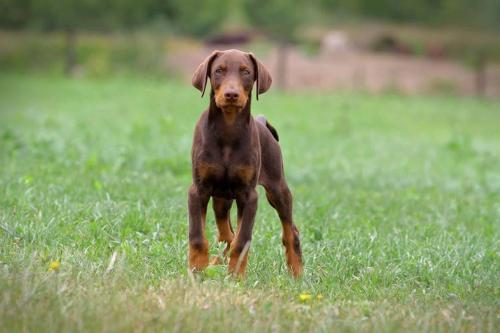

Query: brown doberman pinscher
left=188, top=49, right=303, bottom=277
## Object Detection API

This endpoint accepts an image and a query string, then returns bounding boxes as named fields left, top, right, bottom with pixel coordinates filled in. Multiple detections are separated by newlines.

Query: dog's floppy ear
left=192, top=50, right=221, bottom=97
left=249, top=53, right=272, bottom=100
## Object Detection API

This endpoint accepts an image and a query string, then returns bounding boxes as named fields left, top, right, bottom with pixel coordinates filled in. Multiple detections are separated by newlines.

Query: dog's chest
left=196, top=146, right=257, bottom=189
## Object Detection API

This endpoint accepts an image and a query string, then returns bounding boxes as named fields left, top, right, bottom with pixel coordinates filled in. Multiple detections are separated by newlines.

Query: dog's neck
left=208, top=91, right=252, bottom=145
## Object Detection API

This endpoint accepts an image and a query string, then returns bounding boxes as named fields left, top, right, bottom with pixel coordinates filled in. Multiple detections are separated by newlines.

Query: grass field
left=0, top=74, right=499, bottom=332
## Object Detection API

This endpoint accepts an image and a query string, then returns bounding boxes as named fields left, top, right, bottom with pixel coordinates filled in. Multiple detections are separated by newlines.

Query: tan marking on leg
left=228, top=241, right=250, bottom=277
left=189, top=209, right=209, bottom=271
left=282, top=224, right=303, bottom=278
left=189, top=239, right=209, bottom=271
left=210, top=217, right=234, bottom=265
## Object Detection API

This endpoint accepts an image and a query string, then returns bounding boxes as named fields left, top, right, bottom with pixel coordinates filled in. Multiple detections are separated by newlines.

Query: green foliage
left=1, top=0, right=499, bottom=38
left=243, top=0, right=304, bottom=41
left=0, top=0, right=231, bottom=36
left=318, top=0, right=500, bottom=29
left=0, top=0, right=31, bottom=28
left=30, top=0, right=103, bottom=30
left=0, top=32, right=168, bottom=77
left=164, top=0, right=231, bottom=37
left=1, top=74, right=499, bottom=332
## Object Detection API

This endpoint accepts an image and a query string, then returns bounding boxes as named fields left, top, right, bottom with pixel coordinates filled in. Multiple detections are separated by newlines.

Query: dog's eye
left=240, top=69, right=250, bottom=75
left=215, top=68, right=224, bottom=75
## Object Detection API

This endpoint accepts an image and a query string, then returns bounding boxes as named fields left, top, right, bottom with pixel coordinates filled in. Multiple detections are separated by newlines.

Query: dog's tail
left=255, top=115, right=279, bottom=141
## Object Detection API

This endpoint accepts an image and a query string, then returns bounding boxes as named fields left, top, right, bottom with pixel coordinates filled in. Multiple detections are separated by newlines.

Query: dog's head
left=192, top=49, right=272, bottom=112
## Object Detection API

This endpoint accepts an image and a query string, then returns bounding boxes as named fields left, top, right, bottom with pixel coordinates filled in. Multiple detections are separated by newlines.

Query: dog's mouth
left=215, top=96, right=247, bottom=112
left=219, top=101, right=243, bottom=111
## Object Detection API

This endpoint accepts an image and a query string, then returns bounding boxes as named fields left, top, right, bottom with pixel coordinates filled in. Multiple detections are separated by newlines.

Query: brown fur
left=188, top=49, right=303, bottom=277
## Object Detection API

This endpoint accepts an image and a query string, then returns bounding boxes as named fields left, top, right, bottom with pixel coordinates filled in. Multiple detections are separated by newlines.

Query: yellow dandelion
left=48, top=260, right=60, bottom=271
left=299, top=293, right=312, bottom=302
left=316, top=294, right=324, bottom=300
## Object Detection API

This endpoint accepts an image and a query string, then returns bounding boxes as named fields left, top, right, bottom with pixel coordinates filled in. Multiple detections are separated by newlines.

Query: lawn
left=0, top=74, right=499, bottom=332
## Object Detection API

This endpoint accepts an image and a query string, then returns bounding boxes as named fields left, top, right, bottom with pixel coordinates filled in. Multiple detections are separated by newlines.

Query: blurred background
left=1, top=0, right=499, bottom=97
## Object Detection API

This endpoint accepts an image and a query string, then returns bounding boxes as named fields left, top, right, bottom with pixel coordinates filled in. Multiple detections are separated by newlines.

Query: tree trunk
left=64, top=29, right=77, bottom=76
left=276, top=42, right=288, bottom=91
left=474, top=54, right=486, bottom=97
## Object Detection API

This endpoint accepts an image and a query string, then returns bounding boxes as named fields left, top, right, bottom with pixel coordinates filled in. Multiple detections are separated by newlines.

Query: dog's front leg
left=228, top=189, right=258, bottom=277
left=188, top=185, right=210, bottom=271
left=210, top=197, right=234, bottom=265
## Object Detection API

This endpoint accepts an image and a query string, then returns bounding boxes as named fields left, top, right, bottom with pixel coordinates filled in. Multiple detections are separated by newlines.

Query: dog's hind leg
left=211, top=197, right=234, bottom=264
left=228, top=189, right=258, bottom=277
left=264, top=182, right=303, bottom=278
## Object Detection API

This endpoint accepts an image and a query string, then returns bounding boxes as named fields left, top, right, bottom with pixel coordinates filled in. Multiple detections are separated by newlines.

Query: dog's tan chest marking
left=197, top=162, right=223, bottom=181
left=197, top=161, right=254, bottom=185
left=230, top=165, right=255, bottom=184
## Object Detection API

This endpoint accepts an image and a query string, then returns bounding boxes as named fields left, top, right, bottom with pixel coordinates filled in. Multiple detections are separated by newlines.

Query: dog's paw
left=209, top=256, right=225, bottom=265
left=189, top=247, right=209, bottom=271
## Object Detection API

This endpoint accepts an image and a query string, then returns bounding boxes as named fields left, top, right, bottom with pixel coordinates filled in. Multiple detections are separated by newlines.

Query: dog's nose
left=224, top=90, right=239, bottom=101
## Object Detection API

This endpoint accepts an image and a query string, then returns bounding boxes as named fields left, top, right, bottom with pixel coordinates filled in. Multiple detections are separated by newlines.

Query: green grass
left=1, top=74, right=499, bottom=332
